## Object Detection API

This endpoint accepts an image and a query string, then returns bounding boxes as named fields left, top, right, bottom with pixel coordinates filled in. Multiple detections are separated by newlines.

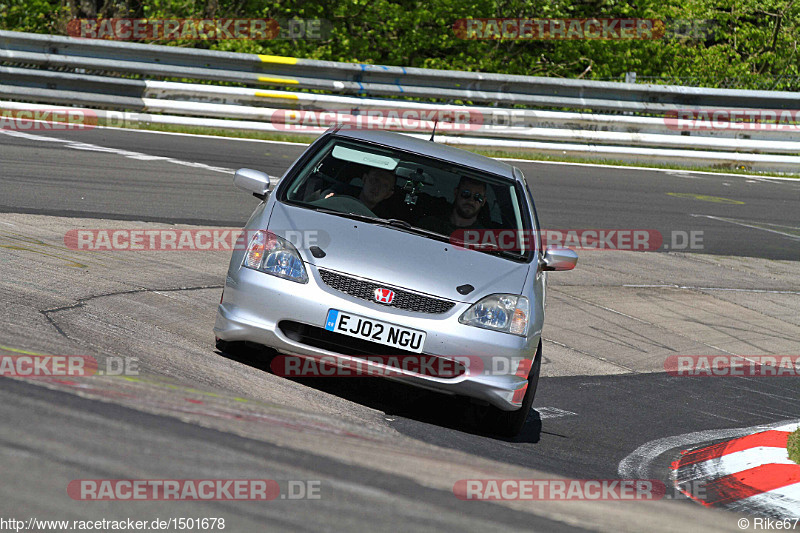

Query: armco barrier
left=4, top=30, right=800, bottom=111
left=1, top=30, right=800, bottom=172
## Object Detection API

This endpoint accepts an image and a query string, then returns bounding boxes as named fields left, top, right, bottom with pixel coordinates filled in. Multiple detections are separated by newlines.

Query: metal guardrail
left=5, top=30, right=800, bottom=111
left=1, top=30, right=799, bottom=172
left=5, top=99, right=800, bottom=173
left=5, top=65, right=800, bottom=143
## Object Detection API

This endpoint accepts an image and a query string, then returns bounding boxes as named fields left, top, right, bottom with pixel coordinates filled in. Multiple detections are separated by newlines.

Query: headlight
left=459, top=294, right=529, bottom=336
left=243, top=230, right=308, bottom=283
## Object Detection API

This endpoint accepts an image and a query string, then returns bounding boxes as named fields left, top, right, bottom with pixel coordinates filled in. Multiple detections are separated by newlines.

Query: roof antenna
left=429, top=119, right=438, bottom=142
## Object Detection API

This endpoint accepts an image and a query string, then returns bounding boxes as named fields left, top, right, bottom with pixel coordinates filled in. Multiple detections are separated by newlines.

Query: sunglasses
left=459, top=189, right=485, bottom=203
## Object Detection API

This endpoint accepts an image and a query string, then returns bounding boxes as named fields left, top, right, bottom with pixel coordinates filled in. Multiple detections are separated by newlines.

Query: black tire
left=215, top=338, right=252, bottom=356
left=477, top=341, right=542, bottom=438
left=215, top=337, right=230, bottom=353
left=215, top=338, right=278, bottom=371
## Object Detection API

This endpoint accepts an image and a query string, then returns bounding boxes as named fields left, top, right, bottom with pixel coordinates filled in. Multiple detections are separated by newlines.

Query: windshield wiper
left=377, top=220, right=526, bottom=258
left=312, top=208, right=448, bottom=241
left=310, top=207, right=380, bottom=224
left=311, top=208, right=524, bottom=258
left=481, top=248, right=527, bottom=260
left=449, top=239, right=528, bottom=260
left=377, top=218, right=449, bottom=241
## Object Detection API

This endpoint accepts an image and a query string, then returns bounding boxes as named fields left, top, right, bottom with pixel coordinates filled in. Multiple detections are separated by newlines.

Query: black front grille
left=317, top=269, right=455, bottom=314
left=278, top=321, right=466, bottom=378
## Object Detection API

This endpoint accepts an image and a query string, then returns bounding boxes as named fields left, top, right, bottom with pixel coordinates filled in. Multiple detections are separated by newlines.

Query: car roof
left=332, top=128, right=517, bottom=180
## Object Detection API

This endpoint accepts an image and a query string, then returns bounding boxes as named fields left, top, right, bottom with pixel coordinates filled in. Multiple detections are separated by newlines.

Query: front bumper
left=214, top=265, right=539, bottom=410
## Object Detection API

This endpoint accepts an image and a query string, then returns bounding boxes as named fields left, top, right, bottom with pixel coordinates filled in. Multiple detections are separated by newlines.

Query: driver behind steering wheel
left=358, top=168, right=395, bottom=210
left=325, top=167, right=395, bottom=213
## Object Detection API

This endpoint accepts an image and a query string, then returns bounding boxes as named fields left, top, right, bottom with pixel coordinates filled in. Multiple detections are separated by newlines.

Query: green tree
left=2, top=0, right=798, bottom=89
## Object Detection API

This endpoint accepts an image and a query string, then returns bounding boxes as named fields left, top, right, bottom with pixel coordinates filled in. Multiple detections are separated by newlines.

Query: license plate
left=324, top=310, right=426, bottom=353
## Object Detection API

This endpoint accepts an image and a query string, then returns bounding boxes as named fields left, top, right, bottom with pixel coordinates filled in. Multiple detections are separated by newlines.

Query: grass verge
left=789, top=428, right=800, bottom=465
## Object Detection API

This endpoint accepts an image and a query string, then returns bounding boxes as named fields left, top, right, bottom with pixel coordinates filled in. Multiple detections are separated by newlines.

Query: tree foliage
left=1, top=0, right=798, bottom=89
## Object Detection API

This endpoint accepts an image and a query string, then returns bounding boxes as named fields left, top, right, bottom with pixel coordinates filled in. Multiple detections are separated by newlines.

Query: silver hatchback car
left=214, top=128, right=577, bottom=437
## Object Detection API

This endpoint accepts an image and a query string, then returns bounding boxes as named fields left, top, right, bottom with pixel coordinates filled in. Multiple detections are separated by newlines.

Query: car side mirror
left=234, top=168, right=273, bottom=200
left=540, top=247, right=578, bottom=271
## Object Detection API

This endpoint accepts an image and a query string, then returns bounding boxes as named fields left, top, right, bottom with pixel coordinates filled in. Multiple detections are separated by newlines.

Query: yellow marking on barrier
left=0, top=344, right=48, bottom=356
left=258, top=55, right=298, bottom=65
left=257, top=76, right=299, bottom=85
left=667, top=193, right=745, bottom=205
left=254, top=91, right=299, bottom=100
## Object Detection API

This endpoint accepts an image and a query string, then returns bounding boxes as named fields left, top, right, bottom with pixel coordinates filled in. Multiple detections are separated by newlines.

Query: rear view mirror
left=541, top=247, right=578, bottom=271
left=234, top=168, right=273, bottom=200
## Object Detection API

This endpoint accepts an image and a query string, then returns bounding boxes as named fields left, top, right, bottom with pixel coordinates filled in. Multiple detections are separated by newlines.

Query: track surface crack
left=40, top=284, right=223, bottom=339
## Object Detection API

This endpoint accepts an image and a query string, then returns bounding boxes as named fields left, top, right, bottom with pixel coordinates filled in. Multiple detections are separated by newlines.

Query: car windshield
left=281, top=136, right=535, bottom=259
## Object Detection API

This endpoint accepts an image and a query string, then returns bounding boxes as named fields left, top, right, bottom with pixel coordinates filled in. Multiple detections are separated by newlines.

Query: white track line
left=622, top=284, right=800, bottom=294
left=0, top=129, right=235, bottom=174
left=534, top=407, right=578, bottom=419
left=3, top=117, right=799, bottom=182
left=497, top=156, right=800, bottom=181
left=692, top=214, right=800, bottom=241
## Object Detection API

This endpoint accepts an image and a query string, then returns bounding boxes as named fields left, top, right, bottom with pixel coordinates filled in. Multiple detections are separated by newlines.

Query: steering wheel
left=310, top=195, right=377, bottom=217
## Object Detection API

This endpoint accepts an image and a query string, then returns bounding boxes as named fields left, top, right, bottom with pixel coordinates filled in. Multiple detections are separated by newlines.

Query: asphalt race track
left=1, top=127, right=799, bottom=260
left=1, top=126, right=798, bottom=532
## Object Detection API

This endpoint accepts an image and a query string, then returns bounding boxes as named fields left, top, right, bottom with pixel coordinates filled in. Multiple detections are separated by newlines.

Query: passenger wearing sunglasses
left=419, top=177, right=487, bottom=235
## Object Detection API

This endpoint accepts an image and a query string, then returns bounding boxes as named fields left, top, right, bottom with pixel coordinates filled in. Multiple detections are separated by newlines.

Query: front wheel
left=476, top=341, right=542, bottom=438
